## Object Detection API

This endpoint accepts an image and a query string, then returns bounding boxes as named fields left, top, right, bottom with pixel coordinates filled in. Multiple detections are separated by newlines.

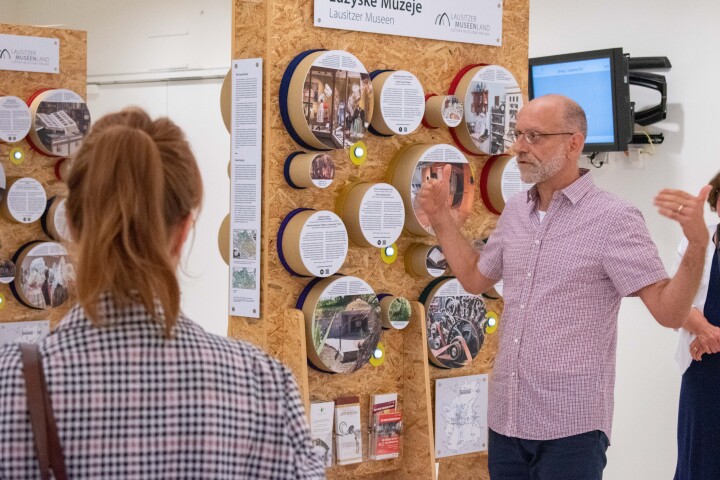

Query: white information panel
left=500, top=157, right=533, bottom=201
left=0, top=34, right=59, bottom=74
left=0, top=96, right=31, bottom=143
left=229, top=59, right=263, bottom=318
left=379, top=71, right=424, bottom=134
left=315, top=0, right=503, bottom=46
left=299, top=211, right=348, bottom=277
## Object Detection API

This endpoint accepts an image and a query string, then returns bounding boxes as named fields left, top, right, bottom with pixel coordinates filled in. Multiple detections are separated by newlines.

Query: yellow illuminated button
left=349, top=141, right=367, bottom=166
left=10, top=147, right=24, bottom=165
left=485, top=311, right=499, bottom=334
left=369, top=342, right=386, bottom=367
left=380, top=243, right=398, bottom=264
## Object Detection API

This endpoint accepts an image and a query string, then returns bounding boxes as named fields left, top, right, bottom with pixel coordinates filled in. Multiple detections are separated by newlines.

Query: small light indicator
left=374, top=348, right=383, bottom=359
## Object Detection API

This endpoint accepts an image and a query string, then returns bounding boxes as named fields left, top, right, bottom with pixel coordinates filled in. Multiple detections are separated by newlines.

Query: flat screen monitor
left=529, top=48, right=633, bottom=153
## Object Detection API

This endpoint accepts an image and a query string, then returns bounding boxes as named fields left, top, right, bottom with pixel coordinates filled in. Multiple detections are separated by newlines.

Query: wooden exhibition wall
left=0, top=24, right=86, bottom=329
left=230, top=1, right=528, bottom=478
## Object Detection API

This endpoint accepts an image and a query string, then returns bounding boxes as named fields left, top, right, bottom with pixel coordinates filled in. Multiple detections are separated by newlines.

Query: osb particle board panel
left=0, top=24, right=86, bottom=329
left=231, top=1, right=527, bottom=478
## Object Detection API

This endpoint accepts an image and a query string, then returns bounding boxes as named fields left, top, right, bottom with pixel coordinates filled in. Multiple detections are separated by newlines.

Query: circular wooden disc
left=480, top=154, right=534, bottom=214
left=424, top=95, right=463, bottom=129
left=336, top=182, right=405, bottom=248
left=380, top=295, right=411, bottom=330
left=370, top=70, right=425, bottom=136
left=54, top=158, right=71, bottom=182
left=27, top=89, right=91, bottom=157
left=388, top=143, right=474, bottom=236
left=299, top=275, right=382, bottom=374
left=11, top=241, right=73, bottom=310
left=218, top=214, right=230, bottom=265
left=405, top=243, right=448, bottom=278
left=421, top=277, right=487, bottom=369
left=288, top=152, right=335, bottom=189
left=41, top=196, right=70, bottom=241
left=1, top=177, right=47, bottom=224
left=220, top=69, right=231, bottom=133
left=0, top=96, right=32, bottom=143
left=450, top=64, right=522, bottom=156
left=0, top=162, right=5, bottom=204
left=0, top=259, right=16, bottom=284
left=287, top=50, right=373, bottom=150
left=280, top=209, right=348, bottom=277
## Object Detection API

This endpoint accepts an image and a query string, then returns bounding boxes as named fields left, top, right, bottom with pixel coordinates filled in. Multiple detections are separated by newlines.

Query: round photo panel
left=0, top=259, right=16, bottom=284
left=11, top=241, right=74, bottom=310
left=278, top=209, right=348, bottom=277
left=1, top=177, right=47, bottom=224
left=27, top=89, right=91, bottom=157
left=405, top=243, right=448, bottom=278
left=420, top=277, right=488, bottom=369
left=41, top=196, right=71, bottom=242
left=480, top=154, right=534, bottom=214
left=388, top=143, right=474, bottom=237
left=0, top=96, right=32, bottom=143
left=379, top=294, right=412, bottom=330
left=370, top=70, right=425, bottom=136
left=423, top=94, right=463, bottom=129
left=285, top=152, right=335, bottom=189
left=449, top=64, right=522, bottom=156
left=336, top=183, right=405, bottom=249
left=298, top=275, right=382, bottom=374
left=284, top=50, right=374, bottom=150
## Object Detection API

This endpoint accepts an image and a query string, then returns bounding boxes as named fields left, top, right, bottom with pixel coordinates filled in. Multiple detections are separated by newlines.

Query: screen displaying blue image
left=531, top=58, right=615, bottom=144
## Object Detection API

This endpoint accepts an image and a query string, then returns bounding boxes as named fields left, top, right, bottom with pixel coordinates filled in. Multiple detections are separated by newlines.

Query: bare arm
left=638, top=186, right=712, bottom=328
left=684, top=307, right=720, bottom=360
left=416, top=164, right=497, bottom=295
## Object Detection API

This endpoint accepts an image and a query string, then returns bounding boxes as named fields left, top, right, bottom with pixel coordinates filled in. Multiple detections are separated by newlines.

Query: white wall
left=4, top=0, right=716, bottom=476
left=1, top=1, right=233, bottom=337
left=530, top=1, right=720, bottom=478
left=6, top=0, right=231, bottom=77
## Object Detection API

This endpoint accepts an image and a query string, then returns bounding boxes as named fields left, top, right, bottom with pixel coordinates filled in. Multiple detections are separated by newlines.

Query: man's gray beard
left=518, top=152, right=566, bottom=184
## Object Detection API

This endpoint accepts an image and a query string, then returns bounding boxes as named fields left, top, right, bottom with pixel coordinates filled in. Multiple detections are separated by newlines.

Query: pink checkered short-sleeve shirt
left=478, top=169, right=668, bottom=441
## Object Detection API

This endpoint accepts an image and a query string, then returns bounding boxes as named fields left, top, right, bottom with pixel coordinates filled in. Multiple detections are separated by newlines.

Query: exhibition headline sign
left=0, top=33, right=59, bottom=74
left=314, top=0, right=503, bottom=46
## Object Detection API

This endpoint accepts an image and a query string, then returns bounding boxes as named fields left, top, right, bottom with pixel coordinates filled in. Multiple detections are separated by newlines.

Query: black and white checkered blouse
left=0, top=296, right=325, bottom=479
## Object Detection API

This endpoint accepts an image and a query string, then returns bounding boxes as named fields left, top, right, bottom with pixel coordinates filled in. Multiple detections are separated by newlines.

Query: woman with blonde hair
left=0, top=108, right=325, bottom=479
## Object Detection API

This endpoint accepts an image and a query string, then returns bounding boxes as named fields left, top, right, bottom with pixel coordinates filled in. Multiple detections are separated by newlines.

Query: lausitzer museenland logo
left=0, top=49, right=10, bottom=60
left=435, top=12, right=491, bottom=36
left=435, top=12, right=451, bottom=26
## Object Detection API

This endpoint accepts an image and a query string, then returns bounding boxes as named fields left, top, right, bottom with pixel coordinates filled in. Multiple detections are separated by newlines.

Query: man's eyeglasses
left=509, top=130, right=576, bottom=145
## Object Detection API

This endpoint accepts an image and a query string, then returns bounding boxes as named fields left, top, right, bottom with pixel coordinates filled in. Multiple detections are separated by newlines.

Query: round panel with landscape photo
left=380, top=295, right=412, bottom=330
left=388, top=143, right=474, bottom=236
left=284, top=50, right=373, bottom=150
left=12, top=242, right=74, bottom=310
left=421, top=278, right=488, bottom=369
left=27, top=89, right=91, bottom=157
left=299, top=276, right=382, bottom=374
left=450, top=65, right=522, bottom=156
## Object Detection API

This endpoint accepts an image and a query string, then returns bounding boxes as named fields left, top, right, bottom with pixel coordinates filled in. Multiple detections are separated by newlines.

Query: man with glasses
left=417, top=94, right=710, bottom=479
